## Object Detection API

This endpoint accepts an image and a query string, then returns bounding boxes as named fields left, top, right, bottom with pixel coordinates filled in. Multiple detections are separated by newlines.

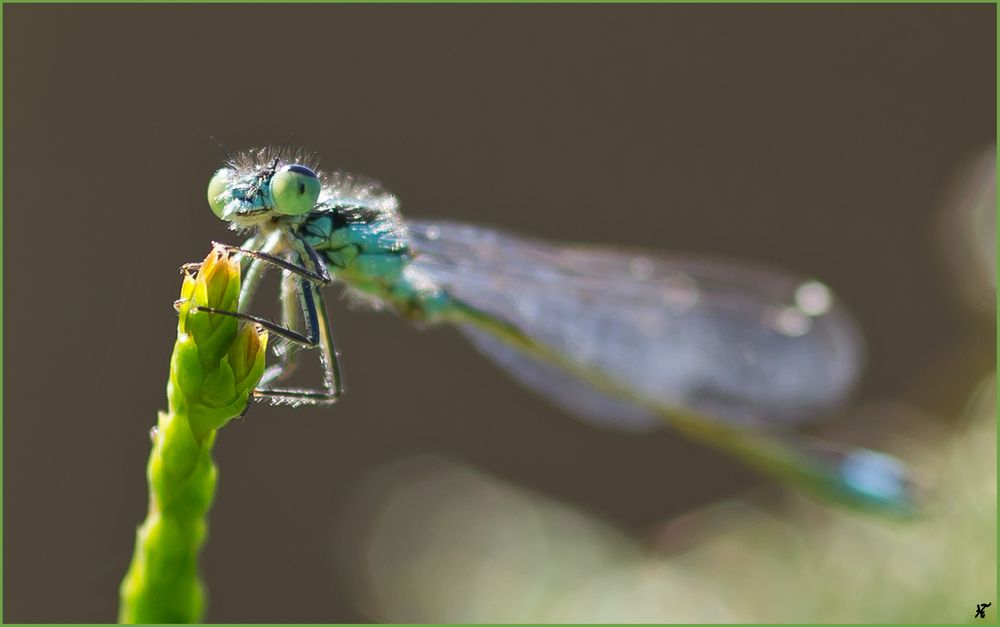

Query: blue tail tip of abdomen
left=839, top=449, right=919, bottom=515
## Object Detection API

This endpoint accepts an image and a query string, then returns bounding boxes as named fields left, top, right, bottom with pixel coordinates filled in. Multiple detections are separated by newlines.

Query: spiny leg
left=192, top=274, right=340, bottom=406
left=182, top=242, right=321, bottom=348
left=191, top=304, right=317, bottom=347
left=180, top=238, right=344, bottom=406
left=212, top=240, right=331, bottom=284
left=229, top=232, right=325, bottom=312
left=251, top=236, right=341, bottom=391
left=256, top=238, right=343, bottom=403
left=254, top=267, right=343, bottom=405
left=303, top=237, right=345, bottom=400
left=178, top=233, right=305, bottom=311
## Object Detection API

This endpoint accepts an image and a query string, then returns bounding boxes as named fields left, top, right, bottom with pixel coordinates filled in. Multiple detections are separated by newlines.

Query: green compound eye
left=271, top=164, right=321, bottom=216
left=207, top=168, right=235, bottom=219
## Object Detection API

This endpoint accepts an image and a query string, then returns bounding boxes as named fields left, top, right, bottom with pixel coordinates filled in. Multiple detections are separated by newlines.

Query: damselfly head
left=207, top=147, right=323, bottom=227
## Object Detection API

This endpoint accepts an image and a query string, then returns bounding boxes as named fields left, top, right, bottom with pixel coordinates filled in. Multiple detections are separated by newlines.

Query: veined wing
left=407, top=221, right=911, bottom=514
left=408, top=220, right=863, bottom=431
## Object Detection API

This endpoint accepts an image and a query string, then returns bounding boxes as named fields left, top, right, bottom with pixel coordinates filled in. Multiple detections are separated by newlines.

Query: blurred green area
left=335, top=377, right=994, bottom=623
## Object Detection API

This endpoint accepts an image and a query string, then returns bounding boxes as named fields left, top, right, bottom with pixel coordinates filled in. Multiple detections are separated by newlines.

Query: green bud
left=229, top=323, right=268, bottom=389
left=168, top=246, right=267, bottom=440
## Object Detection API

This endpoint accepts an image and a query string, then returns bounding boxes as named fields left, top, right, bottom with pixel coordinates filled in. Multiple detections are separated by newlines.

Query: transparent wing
left=409, top=220, right=863, bottom=431
left=407, top=221, right=915, bottom=516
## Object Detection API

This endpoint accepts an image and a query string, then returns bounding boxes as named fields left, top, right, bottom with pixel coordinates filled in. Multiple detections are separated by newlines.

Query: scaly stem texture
left=119, top=247, right=267, bottom=623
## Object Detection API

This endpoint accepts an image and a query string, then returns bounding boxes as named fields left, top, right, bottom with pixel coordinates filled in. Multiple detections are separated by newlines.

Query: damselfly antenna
left=208, top=136, right=236, bottom=164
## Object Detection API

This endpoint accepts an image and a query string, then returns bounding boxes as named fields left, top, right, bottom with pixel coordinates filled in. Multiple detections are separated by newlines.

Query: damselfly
left=195, top=146, right=914, bottom=514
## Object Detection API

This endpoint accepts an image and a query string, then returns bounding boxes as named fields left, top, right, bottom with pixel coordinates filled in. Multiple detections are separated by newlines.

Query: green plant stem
left=119, top=247, right=266, bottom=624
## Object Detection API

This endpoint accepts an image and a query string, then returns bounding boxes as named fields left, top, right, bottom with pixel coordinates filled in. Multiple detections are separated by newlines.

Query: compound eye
left=207, top=168, right=235, bottom=219
left=271, top=164, right=321, bottom=216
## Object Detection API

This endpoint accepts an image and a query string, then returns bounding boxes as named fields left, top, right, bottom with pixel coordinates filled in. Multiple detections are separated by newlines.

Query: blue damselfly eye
left=207, top=168, right=235, bottom=219
left=271, top=164, right=321, bottom=216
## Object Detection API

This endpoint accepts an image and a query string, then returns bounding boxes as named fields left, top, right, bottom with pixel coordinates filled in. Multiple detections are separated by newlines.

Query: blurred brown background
left=4, top=4, right=995, bottom=623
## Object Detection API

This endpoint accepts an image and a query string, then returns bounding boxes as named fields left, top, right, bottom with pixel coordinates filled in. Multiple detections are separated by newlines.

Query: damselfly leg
left=212, top=240, right=332, bottom=285
left=253, top=275, right=342, bottom=406
left=183, top=239, right=343, bottom=406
